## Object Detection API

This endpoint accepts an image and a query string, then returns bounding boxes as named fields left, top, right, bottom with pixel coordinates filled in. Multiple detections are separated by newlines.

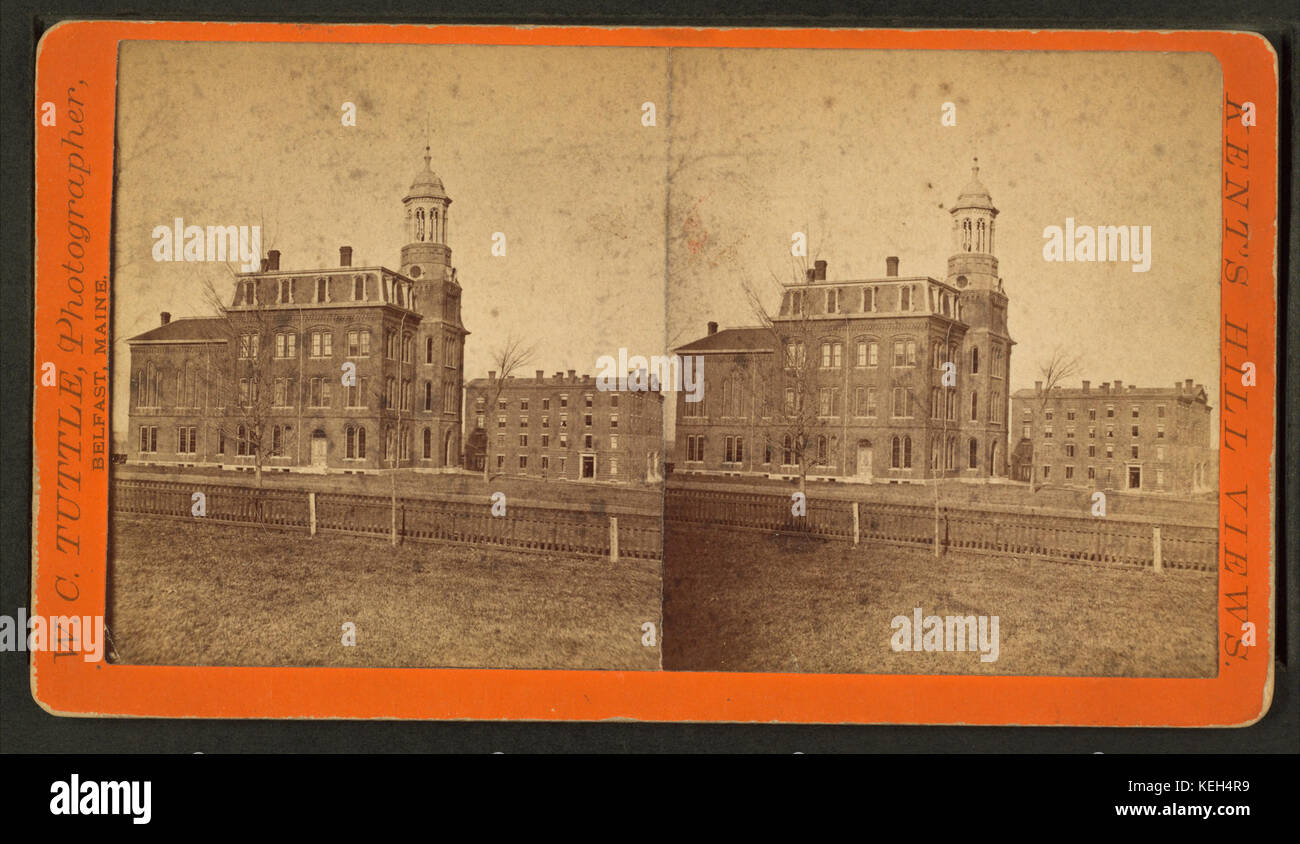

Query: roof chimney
left=1034, top=380, right=1042, bottom=393
left=1184, top=378, right=1193, bottom=390
left=805, top=268, right=815, bottom=282
left=567, top=369, right=576, bottom=380
left=536, top=369, right=544, bottom=382
left=814, top=260, right=827, bottom=281
left=339, top=246, right=352, bottom=267
left=267, top=250, right=280, bottom=271
left=1114, top=379, right=1123, bottom=392
left=1082, top=380, right=1090, bottom=392
left=488, top=370, right=496, bottom=382
left=707, top=321, right=718, bottom=336
left=260, top=258, right=269, bottom=272
left=160, top=311, right=171, bottom=326
left=886, top=256, right=899, bottom=277
left=554, top=372, right=563, bottom=380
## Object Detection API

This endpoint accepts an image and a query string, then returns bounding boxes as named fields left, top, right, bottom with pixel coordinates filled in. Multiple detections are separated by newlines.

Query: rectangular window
left=497, top=415, right=506, bottom=429
left=541, top=456, right=549, bottom=471
left=542, top=398, right=550, bottom=410
left=610, top=414, right=619, bottom=429
left=311, top=331, right=332, bottom=358
left=1131, top=445, right=1140, bottom=459
left=1157, top=405, right=1166, bottom=418
left=584, top=434, right=593, bottom=449
left=541, top=434, right=550, bottom=448
left=520, top=398, right=529, bottom=411
left=519, top=434, right=528, bottom=447
left=1065, top=466, right=1074, bottom=479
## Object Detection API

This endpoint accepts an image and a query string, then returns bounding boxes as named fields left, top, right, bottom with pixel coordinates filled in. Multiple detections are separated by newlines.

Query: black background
left=1, top=0, right=1296, bottom=766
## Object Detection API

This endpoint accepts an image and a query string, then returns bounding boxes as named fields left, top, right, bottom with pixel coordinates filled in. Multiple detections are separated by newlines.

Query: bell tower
left=946, top=157, right=999, bottom=292
left=399, top=144, right=466, bottom=469
left=400, top=145, right=453, bottom=282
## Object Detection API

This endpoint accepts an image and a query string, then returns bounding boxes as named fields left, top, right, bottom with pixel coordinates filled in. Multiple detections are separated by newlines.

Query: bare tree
left=1028, top=347, right=1083, bottom=494
left=199, top=271, right=294, bottom=492
left=742, top=254, right=837, bottom=497
left=481, top=336, right=537, bottom=482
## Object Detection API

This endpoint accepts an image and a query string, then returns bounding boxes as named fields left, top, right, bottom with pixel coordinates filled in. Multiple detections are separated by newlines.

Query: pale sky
left=113, top=43, right=1222, bottom=443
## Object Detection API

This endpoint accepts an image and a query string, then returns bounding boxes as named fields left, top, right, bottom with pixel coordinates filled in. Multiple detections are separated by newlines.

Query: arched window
left=424, top=381, right=433, bottom=411
left=891, top=436, right=901, bottom=469
left=817, top=435, right=828, bottom=463
left=903, top=436, right=912, bottom=469
left=415, top=207, right=425, bottom=241
left=969, top=438, right=979, bottom=469
left=423, top=427, right=432, bottom=460
left=237, top=424, right=247, bottom=456
left=782, top=434, right=792, bottom=466
left=346, top=426, right=356, bottom=459
left=961, top=218, right=972, bottom=251
left=971, top=390, right=979, bottom=421
left=976, top=219, right=986, bottom=251
left=971, top=347, right=979, bottom=374
left=426, top=337, right=434, bottom=364
left=357, top=426, right=366, bottom=459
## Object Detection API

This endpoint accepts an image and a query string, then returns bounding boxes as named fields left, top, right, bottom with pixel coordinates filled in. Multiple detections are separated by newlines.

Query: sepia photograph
left=107, top=41, right=668, bottom=670
left=105, top=40, right=1222, bottom=680
left=659, top=49, right=1222, bottom=677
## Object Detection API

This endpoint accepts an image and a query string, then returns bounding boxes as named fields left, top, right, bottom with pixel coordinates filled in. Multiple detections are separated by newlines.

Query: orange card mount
left=31, top=22, right=1278, bottom=724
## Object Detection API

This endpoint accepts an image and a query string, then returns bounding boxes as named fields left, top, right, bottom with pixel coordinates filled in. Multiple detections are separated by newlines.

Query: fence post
left=852, top=501, right=860, bottom=547
left=1152, top=525, right=1162, bottom=572
left=609, top=516, right=619, bottom=563
left=308, top=491, right=317, bottom=536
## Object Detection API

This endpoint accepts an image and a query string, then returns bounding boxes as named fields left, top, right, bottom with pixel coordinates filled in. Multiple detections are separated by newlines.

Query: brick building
left=463, top=370, right=664, bottom=484
left=125, top=147, right=469, bottom=472
left=1009, top=379, right=1215, bottom=494
left=673, top=162, right=1014, bottom=482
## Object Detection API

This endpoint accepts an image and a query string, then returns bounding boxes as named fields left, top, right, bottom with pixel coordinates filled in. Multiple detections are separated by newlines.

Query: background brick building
left=464, top=370, right=664, bottom=484
left=673, top=162, right=1014, bottom=483
left=125, top=148, right=468, bottom=472
left=1010, top=379, right=1215, bottom=494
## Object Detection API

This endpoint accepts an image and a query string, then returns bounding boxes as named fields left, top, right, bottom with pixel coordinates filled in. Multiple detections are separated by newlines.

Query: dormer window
left=863, top=287, right=874, bottom=312
left=239, top=280, right=255, bottom=305
left=900, top=285, right=912, bottom=311
left=353, top=275, right=364, bottom=301
left=316, top=277, right=328, bottom=303
left=278, top=278, right=292, bottom=304
left=826, top=288, right=838, bottom=313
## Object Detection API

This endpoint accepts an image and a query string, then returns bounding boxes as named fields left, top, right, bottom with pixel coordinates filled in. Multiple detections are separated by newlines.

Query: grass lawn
left=662, top=524, right=1216, bottom=677
left=108, top=513, right=661, bottom=670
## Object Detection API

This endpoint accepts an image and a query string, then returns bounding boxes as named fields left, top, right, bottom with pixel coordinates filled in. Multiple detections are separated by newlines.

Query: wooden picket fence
left=112, top=478, right=661, bottom=561
left=664, top=486, right=1217, bottom=572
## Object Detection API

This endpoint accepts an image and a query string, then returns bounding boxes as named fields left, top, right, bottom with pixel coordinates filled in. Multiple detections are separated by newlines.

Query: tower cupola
left=400, top=146, right=453, bottom=280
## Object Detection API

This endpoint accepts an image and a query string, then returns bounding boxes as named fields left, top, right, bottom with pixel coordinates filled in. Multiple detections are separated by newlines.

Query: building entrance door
left=311, top=431, right=327, bottom=468
left=855, top=440, right=873, bottom=480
